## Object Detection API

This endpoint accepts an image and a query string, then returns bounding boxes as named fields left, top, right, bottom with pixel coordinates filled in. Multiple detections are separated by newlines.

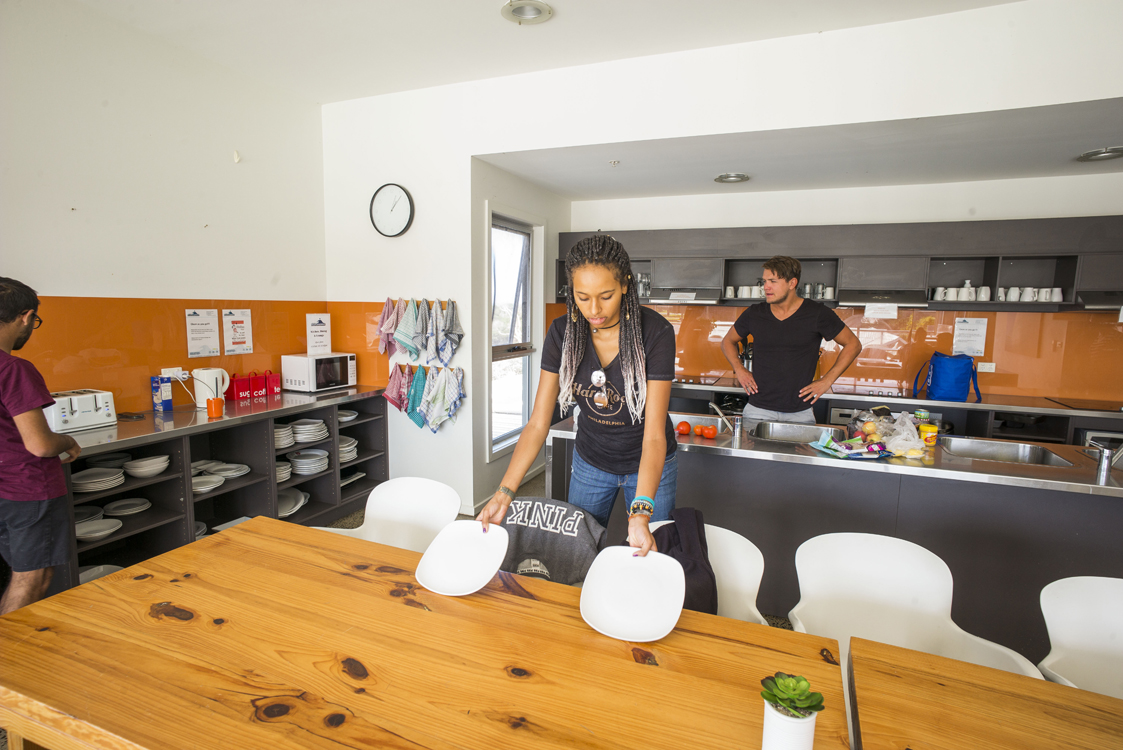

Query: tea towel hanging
left=413, top=298, right=430, bottom=357
left=393, top=299, right=420, bottom=361
left=425, top=301, right=443, bottom=365
left=384, top=361, right=405, bottom=411
left=405, top=365, right=428, bottom=428
left=438, top=300, right=463, bottom=365
left=376, top=297, right=398, bottom=356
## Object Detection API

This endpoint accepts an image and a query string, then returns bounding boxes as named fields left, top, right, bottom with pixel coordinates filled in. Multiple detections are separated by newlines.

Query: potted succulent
left=760, top=672, right=824, bottom=750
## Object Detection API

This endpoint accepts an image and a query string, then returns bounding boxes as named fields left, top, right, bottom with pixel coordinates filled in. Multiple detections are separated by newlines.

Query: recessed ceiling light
left=714, top=173, right=750, bottom=183
left=1077, top=147, right=1123, bottom=162
left=501, top=1, right=553, bottom=25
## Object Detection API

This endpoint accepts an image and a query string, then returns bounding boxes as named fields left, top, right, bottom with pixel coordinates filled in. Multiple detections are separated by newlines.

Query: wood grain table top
left=0, top=516, right=849, bottom=750
left=849, top=637, right=1123, bottom=750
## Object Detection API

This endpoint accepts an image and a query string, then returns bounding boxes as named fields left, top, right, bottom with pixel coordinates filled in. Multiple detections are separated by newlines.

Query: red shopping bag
left=263, top=370, right=282, bottom=396
left=226, top=372, right=252, bottom=401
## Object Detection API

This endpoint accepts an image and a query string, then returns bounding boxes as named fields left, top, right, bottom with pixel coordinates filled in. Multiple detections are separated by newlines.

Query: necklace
left=591, top=318, right=620, bottom=334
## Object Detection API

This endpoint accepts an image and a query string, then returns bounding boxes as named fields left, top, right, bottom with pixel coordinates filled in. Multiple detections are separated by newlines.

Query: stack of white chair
left=313, top=476, right=460, bottom=553
left=1038, top=576, right=1123, bottom=699
left=650, top=520, right=767, bottom=625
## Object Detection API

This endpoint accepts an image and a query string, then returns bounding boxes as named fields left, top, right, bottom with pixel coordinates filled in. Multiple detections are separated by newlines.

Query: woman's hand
left=627, top=515, right=658, bottom=556
left=476, top=491, right=512, bottom=531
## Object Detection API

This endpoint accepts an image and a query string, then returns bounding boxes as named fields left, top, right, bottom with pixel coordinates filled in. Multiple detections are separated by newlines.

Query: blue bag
left=913, top=352, right=981, bottom=402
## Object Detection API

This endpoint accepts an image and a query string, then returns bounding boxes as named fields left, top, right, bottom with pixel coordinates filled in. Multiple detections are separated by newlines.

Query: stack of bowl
left=123, top=455, right=170, bottom=478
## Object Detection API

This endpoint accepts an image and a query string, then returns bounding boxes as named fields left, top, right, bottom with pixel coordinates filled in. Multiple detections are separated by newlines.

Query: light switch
left=977, top=362, right=996, bottom=373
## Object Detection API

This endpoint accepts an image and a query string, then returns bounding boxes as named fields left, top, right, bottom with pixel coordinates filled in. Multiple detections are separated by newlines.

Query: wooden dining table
left=1, top=516, right=850, bottom=750
left=849, top=636, right=1123, bottom=750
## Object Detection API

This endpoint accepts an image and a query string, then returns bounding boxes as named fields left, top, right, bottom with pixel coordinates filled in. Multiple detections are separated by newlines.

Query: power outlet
left=977, top=362, right=996, bottom=373
left=161, top=367, right=188, bottom=381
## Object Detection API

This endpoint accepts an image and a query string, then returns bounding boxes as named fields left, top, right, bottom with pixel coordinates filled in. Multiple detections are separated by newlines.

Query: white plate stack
left=274, top=424, right=295, bottom=449
left=72, top=467, right=125, bottom=493
left=340, top=470, right=366, bottom=487
left=74, top=505, right=104, bottom=523
left=288, top=419, right=328, bottom=443
left=194, top=521, right=207, bottom=539
left=338, top=410, right=359, bottom=424
left=205, top=463, right=250, bottom=479
left=192, top=475, right=225, bottom=494
left=123, top=455, right=170, bottom=478
left=103, top=497, right=151, bottom=517
left=277, top=487, right=310, bottom=518
left=286, top=449, right=329, bottom=475
left=87, top=452, right=132, bottom=469
left=275, top=461, right=292, bottom=483
left=338, top=436, right=359, bottom=463
left=191, top=459, right=224, bottom=476
left=75, top=518, right=123, bottom=542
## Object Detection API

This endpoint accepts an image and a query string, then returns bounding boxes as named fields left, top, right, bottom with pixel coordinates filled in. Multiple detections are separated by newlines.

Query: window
left=490, top=216, right=534, bottom=449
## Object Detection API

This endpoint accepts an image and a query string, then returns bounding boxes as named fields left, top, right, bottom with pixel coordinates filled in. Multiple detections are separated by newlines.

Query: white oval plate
left=103, top=497, right=151, bottom=516
left=415, top=521, right=509, bottom=597
left=579, top=546, right=686, bottom=643
left=74, top=505, right=104, bottom=523
left=71, top=467, right=125, bottom=483
left=75, top=518, right=123, bottom=541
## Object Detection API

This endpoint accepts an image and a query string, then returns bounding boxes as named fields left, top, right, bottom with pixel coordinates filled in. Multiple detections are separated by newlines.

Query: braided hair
left=558, top=235, right=647, bottom=424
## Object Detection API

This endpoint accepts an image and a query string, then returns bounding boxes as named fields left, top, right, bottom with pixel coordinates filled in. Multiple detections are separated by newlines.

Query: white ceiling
left=476, top=98, right=1123, bottom=199
left=74, top=0, right=1018, bottom=104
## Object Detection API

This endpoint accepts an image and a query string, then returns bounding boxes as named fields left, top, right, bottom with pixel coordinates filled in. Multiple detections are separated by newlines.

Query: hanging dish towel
left=383, top=298, right=407, bottom=356
left=418, top=365, right=443, bottom=432
left=405, top=365, right=428, bottom=428
left=426, top=301, right=443, bottom=365
left=419, top=367, right=453, bottom=432
left=376, top=297, right=398, bottom=356
left=393, top=299, right=420, bottom=361
left=413, top=298, right=430, bottom=358
left=384, top=362, right=405, bottom=411
left=447, top=367, right=465, bottom=420
left=438, top=300, right=463, bottom=365
left=399, top=363, right=413, bottom=409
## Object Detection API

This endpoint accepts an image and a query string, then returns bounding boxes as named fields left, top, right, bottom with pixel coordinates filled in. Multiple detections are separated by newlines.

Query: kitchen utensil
left=43, top=389, right=117, bottom=434
left=415, top=520, right=509, bottom=597
left=725, top=286, right=735, bottom=298
left=580, top=546, right=686, bottom=642
left=1022, top=287, right=1037, bottom=301
left=191, top=368, right=230, bottom=411
left=737, top=285, right=751, bottom=298
left=823, top=286, right=835, bottom=300
left=814, top=283, right=824, bottom=299
left=1051, top=287, right=1063, bottom=302
left=966, top=287, right=977, bottom=301
left=977, top=286, right=991, bottom=301
left=933, top=287, right=945, bottom=301
left=996, top=287, right=1006, bottom=301
left=1038, top=287, right=1052, bottom=302
left=944, top=288, right=959, bottom=301
left=1007, top=287, right=1021, bottom=302
left=802, top=283, right=813, bottom=297
left=206, top=397, right=224, bottom=418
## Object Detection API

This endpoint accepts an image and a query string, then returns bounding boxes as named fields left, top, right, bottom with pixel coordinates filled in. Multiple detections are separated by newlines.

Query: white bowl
left=123, top=455, right=170, bottom=469
left=125, top=464, right=169, bottom=478
left=75, top=518, right=123, bottom=541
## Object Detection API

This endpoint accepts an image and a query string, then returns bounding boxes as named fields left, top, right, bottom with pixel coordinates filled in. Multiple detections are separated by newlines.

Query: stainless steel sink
left=938, top=436, right=1073, bottom=467
left=751, top=422, right=847, bottom=444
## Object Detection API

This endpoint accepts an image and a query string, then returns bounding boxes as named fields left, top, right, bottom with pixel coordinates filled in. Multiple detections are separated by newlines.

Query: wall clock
left=369, top=183, right=414, bottom=237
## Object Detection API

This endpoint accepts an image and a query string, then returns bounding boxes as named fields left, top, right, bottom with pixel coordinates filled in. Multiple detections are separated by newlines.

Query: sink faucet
left=708, top=402, right=737, bottom=434
left=1090, top=439, right=1121, bottom=485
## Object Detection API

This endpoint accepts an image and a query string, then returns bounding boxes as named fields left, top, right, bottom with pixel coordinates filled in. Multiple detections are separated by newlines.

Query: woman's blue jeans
left=567, top=449, right=678, bottom=529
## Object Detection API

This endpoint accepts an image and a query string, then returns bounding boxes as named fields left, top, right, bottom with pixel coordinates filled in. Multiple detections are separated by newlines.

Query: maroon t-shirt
left=0, top=351, right=66, bottom=501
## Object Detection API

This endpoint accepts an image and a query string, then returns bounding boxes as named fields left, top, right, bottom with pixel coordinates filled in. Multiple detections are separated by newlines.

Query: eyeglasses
left=31, top=314, right=43, bottom=329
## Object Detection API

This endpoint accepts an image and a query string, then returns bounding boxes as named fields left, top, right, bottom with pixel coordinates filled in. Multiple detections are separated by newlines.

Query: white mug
left=1022, top=286, right=1037, bottom=301
left=823, top=286, right=835, bottom=300
left=751, top=286, right=764, bottom=298
left=1052, top=287, right=1063, bottom=302
left=977, top=286, right=991, bottom=301
left=1008, top=287, right=1021, bottom=302
left=725, top=286, right=735, bottom=298
left=737, top=285, right=751, bottom=298
left=966, top=287, right=977, bottom=301
left=944, top=288, right=959, bottom=301
left=996, top=287, right=1006, bottom=301
left=1038, top=287, right=1052, bottom=302
left=933, top=287, right=945, bottom=301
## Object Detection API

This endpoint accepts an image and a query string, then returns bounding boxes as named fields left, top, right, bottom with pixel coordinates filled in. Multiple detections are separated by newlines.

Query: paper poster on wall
left=185, top=309, right=220, bottom=358
left=306, top=313, right=332, bottom=355
left=953, top=317, right=988, bottom=357
left=222, top=309, right=254, bottom=355
left=864, top=303, right=898, bottom=320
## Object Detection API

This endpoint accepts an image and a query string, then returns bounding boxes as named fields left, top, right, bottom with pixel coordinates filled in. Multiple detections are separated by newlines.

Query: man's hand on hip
left=735, top=368, right=758, bottom=395
left=799, top=378, right=833, bottom=403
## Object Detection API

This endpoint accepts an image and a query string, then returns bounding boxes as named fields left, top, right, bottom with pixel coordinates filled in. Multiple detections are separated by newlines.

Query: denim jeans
left=567, top=449, right=678, bottom=529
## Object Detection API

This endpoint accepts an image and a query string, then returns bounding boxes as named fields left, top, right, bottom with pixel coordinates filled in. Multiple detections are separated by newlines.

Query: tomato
left=693, top=424, right=704, bottom=436
left=676, top=421, right=691, bottom=435
left=701, top=425, right=718, bottom=439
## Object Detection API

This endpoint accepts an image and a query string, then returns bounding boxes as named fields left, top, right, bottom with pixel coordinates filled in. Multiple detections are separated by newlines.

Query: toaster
left=43, top=389, right=117, bottom=433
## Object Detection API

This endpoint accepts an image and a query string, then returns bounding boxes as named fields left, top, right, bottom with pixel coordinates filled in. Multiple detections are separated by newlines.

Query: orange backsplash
left=546, top=302, right=1123, bottom=401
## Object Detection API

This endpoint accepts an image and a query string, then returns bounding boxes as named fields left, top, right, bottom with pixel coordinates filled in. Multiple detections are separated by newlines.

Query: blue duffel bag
left=913, top=351, right=981, bottom=402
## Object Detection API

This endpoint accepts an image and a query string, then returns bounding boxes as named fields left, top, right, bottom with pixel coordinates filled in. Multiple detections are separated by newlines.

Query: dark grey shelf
left=340, top=413, right=384, bottom=428
left=278, top=467, right=334, bottom=489
left=276, top=437, right=332, bottom=455
left=76, top=508, right=185, bottom=554
left=190, top=472, right=268, bottom=502
left=70, top=471, right=183, bottom=504
left=340, top=449, right=385, bottom=468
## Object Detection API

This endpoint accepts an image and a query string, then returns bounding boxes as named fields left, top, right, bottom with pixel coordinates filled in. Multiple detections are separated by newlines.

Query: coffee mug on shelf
left=1022, top=286, right=1037, bottom=301
left=966, top=287, right=977, bottom=301
left=1052, top=287, right=1063, bottom=302
left=933, top=286, right=945, bottom=301
left=1007, top=287, right=1021, bottom=302
left=977, top=286, right=991, bottom=301
left=944, top=288, right=959, bottom=301
left=823, top=286, right=835, bottom=300
left=737, top=285, right=751, bottom=298
left=725, top=286, right=735, bottom=298
left=996, top=287, right=1006, bottom=301
left=1038, top=287, right=1052, bottom=302
left=751, top=286, right=764, bottom=298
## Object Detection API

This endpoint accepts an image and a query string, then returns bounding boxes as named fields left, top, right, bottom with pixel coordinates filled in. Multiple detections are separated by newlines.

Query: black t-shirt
left=542, top=306, right=676, bottom=475
left=732, top=299, right=846, bottom=413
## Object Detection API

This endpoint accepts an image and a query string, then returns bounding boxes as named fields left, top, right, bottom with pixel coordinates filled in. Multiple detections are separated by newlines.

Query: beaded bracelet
left=629, top=496, right=655, bottom=517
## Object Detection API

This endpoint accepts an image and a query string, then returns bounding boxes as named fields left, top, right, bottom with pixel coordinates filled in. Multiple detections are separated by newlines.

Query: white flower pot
left=761, top=699, right=817, bottom=750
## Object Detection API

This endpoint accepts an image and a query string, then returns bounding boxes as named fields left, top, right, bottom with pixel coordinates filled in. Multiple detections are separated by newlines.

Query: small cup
left=944, top=287, right=959, bottom=301
left=1008, top=287, right=1021, bottom=302
left=977, top=286, right=991, bottom=301
left=823, top=286, right=835, bottom=300
left=1022, top=286, right=1037, bottom=302
left=1052, top=287, right=1063, bottom=303
left=1038, top=287, right=1052, bottom=302
left=966, top=287, right=977, bottom=301
left=725, top=286, right=735, bottom=298
left=737, top=285, right=751, bottom=298
left=206, top=397, right=224, bottom=418
left=815, top=283, right=824, bottom=299
left=996, top=287, right=1006, bottom=301
left=933, top=286, right=945, bottom=301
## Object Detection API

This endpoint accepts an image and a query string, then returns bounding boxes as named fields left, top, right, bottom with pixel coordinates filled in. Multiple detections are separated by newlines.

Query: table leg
left=7, top=729, right=52, bottom=750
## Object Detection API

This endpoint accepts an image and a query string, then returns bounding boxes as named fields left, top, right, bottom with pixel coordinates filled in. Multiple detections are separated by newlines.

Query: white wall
left=0, top=0, right=326, bottom=301
left=322, top=0, right=1123, bottom=507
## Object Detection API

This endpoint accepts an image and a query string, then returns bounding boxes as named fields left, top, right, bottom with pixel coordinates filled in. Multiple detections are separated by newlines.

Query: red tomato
left=694, top=424, right=704, bottom=436
left=701, top=425, right=718, bottom=439
left=676, top=421, right=691, bottom=435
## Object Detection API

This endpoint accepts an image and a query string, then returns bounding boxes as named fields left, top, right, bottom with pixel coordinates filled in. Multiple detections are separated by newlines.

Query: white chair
left=789, top=532, right=1041, bottom=678
left=313, top=477, right=460, bottom=553
left=650, top=520, right=767, bottom=625
left=1038, top=576, right=1123, bottom=699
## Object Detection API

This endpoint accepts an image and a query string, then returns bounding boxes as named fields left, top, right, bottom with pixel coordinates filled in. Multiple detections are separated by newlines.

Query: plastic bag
left=885, top=412, right=926, bottom=458
left=847, top=410, right=895, bottom=443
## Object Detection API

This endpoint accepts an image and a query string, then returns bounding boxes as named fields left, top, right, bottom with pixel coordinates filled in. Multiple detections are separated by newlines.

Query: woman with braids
left=477, top=235, right=676, bottom=556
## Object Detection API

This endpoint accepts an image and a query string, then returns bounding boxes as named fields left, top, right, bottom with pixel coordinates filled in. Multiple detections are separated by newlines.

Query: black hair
left=0, top=277, right=39, bottom=324
left=559, top=235, right=647, bottom=423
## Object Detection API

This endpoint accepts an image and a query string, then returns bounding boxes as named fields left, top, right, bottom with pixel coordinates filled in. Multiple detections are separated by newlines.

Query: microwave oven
left=281, top=353, right=357, bottom=392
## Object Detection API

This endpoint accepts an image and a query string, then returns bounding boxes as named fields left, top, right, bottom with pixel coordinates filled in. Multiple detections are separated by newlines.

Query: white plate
left=340, top=471, right=366, bottom=487
left=74, top=505, right=104, bottom=523
left=191, top=459, right=224, bottom=470
left=415, top=521, right=509, bottom=597
left=125, top=464, right=169, bottom=478
left=287, top=449, right=329, bottom=460
left=103, top=497, right=151, bottom=516
left=205, top=463, right=250, bottom=477
left=72, top=467, right=125, bottom=483
left=195, top=521, right=207, bottom=537
left=579, top=547, right=686, bottom=642
left=278, top=487, right=304, bottom=517
left=191, top=476, right=225, bottom=493
left=73, top=476, right=126, bottom=493
left=75, top=518, right=123, bottom=541
left=338, top=410, right=358, bottom=422
left=122, top=455, right=170, bottom=469
left=78, top=564, right=123, bottom=584
left=339, top=436, right=358, bottom=448
left=287, top=418, right=325, bottom=427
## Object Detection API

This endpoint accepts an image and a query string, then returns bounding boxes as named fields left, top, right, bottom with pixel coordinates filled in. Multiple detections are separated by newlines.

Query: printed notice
left=864, top=303, right=898, bottom=320
left=222, top=309, right=254, bottom=355
left=185, top=309, right=220, bottom=358
left=306, top=313, right=332, bottom=355
left=953, top=317, right=988, bottom=357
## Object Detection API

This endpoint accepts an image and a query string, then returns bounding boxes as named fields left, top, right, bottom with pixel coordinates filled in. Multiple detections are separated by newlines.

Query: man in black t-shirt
left=721, top=256, right=862, bottom=427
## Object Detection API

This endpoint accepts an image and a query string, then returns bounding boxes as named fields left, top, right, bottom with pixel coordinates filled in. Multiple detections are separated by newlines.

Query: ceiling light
left=501, top=1, right=553, bottom=25
left=1077, top=147, right=1123, bottom=162
left=714, top=173, right=750, bottom=183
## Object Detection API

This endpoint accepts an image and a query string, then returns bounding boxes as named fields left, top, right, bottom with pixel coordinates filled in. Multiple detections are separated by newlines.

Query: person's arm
left=721, top=325, right=757, bottom=395
left=627, top=379, right=673, bottom=556
left=477, top=370, right=561, bottom=529
left=798, top=326, right=863, bottom=404
left=13, top=409, right=81, bottom=463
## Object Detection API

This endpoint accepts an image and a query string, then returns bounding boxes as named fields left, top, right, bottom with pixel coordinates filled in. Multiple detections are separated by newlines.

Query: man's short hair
left=0, top=277, right=40, bottom=324
left=763, top=256, right=802, bottom=285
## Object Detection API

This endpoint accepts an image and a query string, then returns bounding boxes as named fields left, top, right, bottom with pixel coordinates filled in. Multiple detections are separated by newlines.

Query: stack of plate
left=340, top=470, right=366, bottom=488
left=338, top=436, right=359, bottom=463
left=277, top=487, right=310, bottom=518
left=275, top=461, right=292, bottom=482
left=338, top=410, right=359, bottom=424
left=192, top=475, right=225, bottom=494
left=205, top=463, right=250, bottom=479
left=289, top=419, right=328, bottom=443
left=286, top=449, right=329, bottom=475
left=75, top=518, right=123, bottom=542
left=123, top=455, right=170, bottom=478
left=74, top=505, right=104, bottom=523
left=78, top=564, right=123, bottom=584
left=72, top=467, right=125, bottom=493
left=194, top=521, right=207, bottom=539
left=103, top=497, right=151, bottom=517
left=191, top=459, right=224, bottom=476
left=87, top=452, right=132, bottom=469
left=274, top=424, right=295, bottom=449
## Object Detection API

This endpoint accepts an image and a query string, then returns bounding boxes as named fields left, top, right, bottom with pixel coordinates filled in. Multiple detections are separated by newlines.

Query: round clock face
left=370, top=184, right=414, bottom=237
